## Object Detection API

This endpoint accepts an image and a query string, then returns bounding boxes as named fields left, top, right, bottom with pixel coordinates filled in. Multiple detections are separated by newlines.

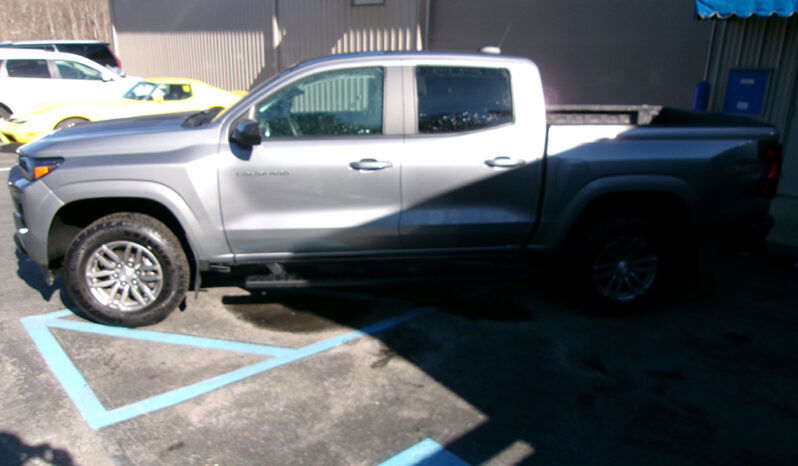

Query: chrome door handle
left=350, top=158, right=393, bottom=171
left=485, top=156, right=526, bottom=168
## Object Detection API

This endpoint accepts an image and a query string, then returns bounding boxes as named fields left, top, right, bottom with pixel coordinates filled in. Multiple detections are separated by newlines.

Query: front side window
left=5, top=59, right=50, bottom=78
left=416, top=66, right=513, bottom=134
left=55, top=60, right=103, bottom=80
left=255, top=67, right=383, bottom=138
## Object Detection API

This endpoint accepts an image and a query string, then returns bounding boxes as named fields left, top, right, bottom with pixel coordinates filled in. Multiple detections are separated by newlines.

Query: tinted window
left=55, top=60, right=103, bottom=80
left=255, top=67, right=383, bottom=138
left=416, top=66, right=513, bottom=134
left=58, top=44, right=116, bottom=67
left=5, top=59, right=50, bottom=78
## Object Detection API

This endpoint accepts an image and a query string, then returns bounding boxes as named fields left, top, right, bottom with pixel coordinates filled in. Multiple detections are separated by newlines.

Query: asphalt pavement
left=1, top=143, right=797, bottom=466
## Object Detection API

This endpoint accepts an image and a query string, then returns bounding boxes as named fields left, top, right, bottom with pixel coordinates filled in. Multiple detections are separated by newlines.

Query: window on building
left=416, top=66, right=513, bottom=134
left=255, top=67, right=384, bottom=138
left=5, top=59, right=50, bottom=78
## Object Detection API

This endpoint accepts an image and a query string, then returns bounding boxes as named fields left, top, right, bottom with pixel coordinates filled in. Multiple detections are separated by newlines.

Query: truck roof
left=289, top=50, right=532, bottom=72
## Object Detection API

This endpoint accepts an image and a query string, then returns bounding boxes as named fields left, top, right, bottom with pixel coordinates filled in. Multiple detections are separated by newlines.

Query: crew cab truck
left=8, top=52, right=782, bottom=327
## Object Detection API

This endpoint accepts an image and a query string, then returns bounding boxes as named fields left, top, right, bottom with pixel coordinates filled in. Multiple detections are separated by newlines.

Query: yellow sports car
left=0, top=77, right=246, bottom=143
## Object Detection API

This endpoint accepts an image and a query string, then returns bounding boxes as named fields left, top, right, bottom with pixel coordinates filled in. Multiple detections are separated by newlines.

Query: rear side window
left=416, top=66, right=513, bottom=134
left=58, top=44, right=116, bottom=68
left=55, top=60, right=103, bottom=80
left=5, top=59, right=50, bottom=78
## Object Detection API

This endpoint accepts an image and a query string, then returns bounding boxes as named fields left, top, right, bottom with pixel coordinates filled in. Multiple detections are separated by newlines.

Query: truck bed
left=546, top=105, right=772, bottom=127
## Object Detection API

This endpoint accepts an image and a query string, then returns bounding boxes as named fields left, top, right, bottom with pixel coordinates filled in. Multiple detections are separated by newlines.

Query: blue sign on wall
left=723, top=69, right=770, bottom=116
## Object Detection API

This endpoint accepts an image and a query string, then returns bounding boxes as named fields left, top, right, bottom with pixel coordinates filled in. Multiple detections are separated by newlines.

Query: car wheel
left=0, top=105, right=11, bottom=120
left=63, top=213, right=189, bottom=327
left=571, top=216, right=671, bottom=314
left=55, top=117, right=89, bottom=130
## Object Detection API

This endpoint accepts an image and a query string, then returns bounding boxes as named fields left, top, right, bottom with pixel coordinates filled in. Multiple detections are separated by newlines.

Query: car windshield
left=123, top=82, right=192, bottom=101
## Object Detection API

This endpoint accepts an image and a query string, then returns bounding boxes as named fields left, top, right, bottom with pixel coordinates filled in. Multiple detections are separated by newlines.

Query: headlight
left=18, top=155, right=64, bottom=181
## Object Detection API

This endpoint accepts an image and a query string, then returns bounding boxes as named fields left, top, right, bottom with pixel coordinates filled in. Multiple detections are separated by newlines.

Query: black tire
left=55, top=117, right=89, bottom=130
left=63, top=213, right=189, bottom=327
left=570, top=216, right=673, bottom=315
left=0, top=105, right=11, bottom=120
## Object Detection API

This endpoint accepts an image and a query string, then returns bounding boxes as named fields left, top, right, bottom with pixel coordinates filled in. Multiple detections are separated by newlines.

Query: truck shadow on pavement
left=219, top=252, right=797, bottom=465
left=0, top=432, right=75, bottom=466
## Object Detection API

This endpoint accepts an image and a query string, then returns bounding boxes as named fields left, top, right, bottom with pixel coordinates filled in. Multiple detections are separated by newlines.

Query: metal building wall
left=110, top=0, right=423, bottom=92
left=274, top=0, right=422, bottom=71
left=704, top=17, right=798, bottom=196
left=426, top=0, right=712, bottom=108
left=705, top=17, right=798, bottom=134
left=110, top=0, right=276, bottom=91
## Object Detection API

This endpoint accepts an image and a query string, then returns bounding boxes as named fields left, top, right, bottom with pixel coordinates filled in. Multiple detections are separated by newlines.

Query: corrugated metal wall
left=427, top=0, right=712, bottom=108
left=111, top=0, right=423, bottom=92
left=705, top=17, right=798, bottom=133
left=705, top=16, right=798, bottom=196
left=275, top=0, right=421, bottom=71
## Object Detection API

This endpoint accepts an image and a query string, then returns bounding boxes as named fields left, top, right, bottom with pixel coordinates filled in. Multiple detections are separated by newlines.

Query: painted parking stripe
left=379, top=439, right=469, bottom=466
left=21, top=308, right=433, bottom=430
left=44, top=316, right=294, bottom=357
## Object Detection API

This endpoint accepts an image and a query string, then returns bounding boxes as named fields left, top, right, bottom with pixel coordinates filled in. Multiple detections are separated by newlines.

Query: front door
left=218, top=66, right=403, bottom=258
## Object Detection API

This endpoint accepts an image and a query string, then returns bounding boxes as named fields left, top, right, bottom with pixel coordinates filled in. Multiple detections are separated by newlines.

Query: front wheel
left=63, top=213, right=189, bottom=327
left=570, top=216, right=674, bottom=314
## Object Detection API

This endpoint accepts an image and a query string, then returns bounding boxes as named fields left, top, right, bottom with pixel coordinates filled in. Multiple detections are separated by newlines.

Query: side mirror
left=230, top=120, right=262, bottom=147
left=101, top=72, right=115, bottom=82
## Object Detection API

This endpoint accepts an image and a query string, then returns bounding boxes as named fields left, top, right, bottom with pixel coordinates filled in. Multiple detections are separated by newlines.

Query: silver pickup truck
left=8, top=52, right=783, bottom=327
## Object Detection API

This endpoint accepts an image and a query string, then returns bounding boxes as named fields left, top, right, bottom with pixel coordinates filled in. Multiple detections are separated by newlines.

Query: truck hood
left=18, top=112, right=216, bottom=158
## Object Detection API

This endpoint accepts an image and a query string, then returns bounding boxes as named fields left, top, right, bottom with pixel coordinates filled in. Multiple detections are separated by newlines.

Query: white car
left=0, top=48, right=137, bottom=119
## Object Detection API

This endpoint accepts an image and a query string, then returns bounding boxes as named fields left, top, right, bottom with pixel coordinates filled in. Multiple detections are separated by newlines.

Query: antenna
left=498, top=23, right=512, bottom=49
left=479, top=23, right=513, bottom=54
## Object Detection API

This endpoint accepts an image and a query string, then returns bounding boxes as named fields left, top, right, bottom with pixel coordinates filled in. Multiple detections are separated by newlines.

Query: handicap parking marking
left=21, top=308, right=433, bottom=430
left=379, top=438, right=469, bottom=466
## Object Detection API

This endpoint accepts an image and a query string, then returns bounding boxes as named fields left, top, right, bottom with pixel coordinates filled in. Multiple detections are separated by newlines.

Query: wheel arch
left=565, top=190, right=695, bottom=247
left=54, top=116, right=90, bottom=130
left=532, top=175, right=701, bottom=251
left=46, top=182, right=211, bottom=293
left=0, top=102, right=12, bottom=118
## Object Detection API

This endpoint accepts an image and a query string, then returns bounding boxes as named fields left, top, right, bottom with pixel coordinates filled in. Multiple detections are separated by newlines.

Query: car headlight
left=18, top=155, right=64, bottom=181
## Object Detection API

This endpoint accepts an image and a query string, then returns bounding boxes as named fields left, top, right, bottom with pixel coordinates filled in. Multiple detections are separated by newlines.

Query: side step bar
left=244, top=274, right=522, bottom=290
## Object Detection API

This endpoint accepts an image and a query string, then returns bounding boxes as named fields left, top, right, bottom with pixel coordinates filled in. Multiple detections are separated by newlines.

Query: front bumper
left=7, top=165, right=62, bottom=268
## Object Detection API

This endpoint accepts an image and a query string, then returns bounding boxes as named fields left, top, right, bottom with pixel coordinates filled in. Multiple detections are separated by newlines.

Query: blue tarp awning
left=696, top=0, right=798, bottom=18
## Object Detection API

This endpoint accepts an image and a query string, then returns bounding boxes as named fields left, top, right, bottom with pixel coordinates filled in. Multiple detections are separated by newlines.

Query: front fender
left=52, top=179, right=230, bottom=263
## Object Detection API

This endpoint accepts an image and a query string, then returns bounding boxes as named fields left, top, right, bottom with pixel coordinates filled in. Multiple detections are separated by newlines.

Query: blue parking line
left=21, top=308, right=433, bottom=430
left=21, top=317, right=107, bottom=419
left=379, top=439, right=470, bottom=466
left=44, top=317, right=294, bottom=357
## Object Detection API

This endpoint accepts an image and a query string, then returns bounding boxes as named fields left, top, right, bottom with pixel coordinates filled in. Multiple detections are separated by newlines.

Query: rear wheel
left=55, top=117, right=89, bottom=130
left=570, top=216, right=673, bottom=314
left=0, top=105, right=11, bottom=120
left=64, top=213, right=189, bottom=327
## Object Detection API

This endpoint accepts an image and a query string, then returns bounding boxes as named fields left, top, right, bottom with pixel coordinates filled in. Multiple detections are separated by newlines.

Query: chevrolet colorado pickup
left=8, top=52, right=782, bottom=327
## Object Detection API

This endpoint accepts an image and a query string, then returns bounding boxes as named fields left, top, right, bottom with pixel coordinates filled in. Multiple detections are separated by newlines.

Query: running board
left=244, top=274, right=522, bottom=290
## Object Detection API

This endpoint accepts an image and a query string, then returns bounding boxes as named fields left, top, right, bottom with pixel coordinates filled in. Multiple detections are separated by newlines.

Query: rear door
left=399, top=64, right=545, bottom=249
left=0, top=58, right=56, bottom=114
